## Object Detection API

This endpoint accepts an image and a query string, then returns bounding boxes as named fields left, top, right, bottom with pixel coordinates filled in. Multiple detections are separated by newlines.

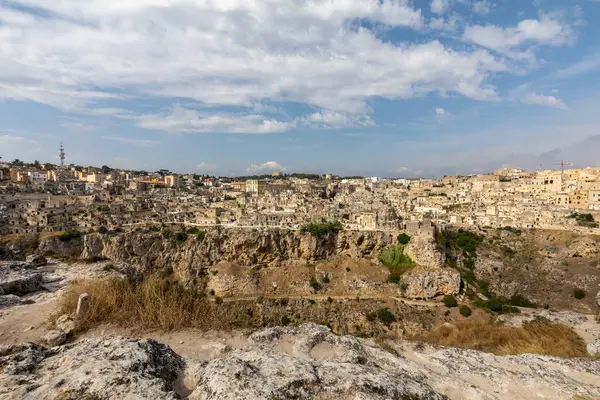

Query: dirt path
left=0, top=300, right=55, bottom=345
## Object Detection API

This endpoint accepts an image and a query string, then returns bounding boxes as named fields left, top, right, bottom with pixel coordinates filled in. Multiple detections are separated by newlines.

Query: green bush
left=173, top=231, right=188, bottom=243
left=300, top=221, right=343, bottom=237
left=443, top=295, right=458, bottom=308
left=459, top=305, right=472, bottom=317
left=502, top=226, right=522, bottom=235
left=187, top=227, right=201, bottom=235
left=161, top=228, right=172, bottom=239
left=376, top=308, right=396, bottom=325
left=509, top=294, right=535, bottom=308
left=397, top=233, right=411, bottom=245
left=309, top=276, right=322, bottom=291
left=58, top=230, right=82, bottom=242
left=97, top=226, right=108, bottom=234
left=573, top=288, right=586, bottom=299
left=321, top=274, right=330, bottom=284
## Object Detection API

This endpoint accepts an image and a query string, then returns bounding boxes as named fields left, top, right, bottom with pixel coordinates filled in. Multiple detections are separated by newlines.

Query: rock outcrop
left=405, top=234, right=445, bottom=269
left=0, top=338, right=184, bottom=399
left=3, top=324, right=600, bottom=400
left=0, top=262, right=43, bottom=296
left=402, top=267, right=462, bottom=299
left=11, top=229, right=396, bottom=277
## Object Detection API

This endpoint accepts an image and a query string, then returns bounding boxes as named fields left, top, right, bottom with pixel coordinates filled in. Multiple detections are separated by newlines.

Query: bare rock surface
left=405, top=234, right=445, bottom=269
left=0, top=338, right=184, bottom=400
left=402, top=267, right=461, bottom=299
left=0, top=262, right=43, bottom=296
left=1, top=324, right=600, bottom=400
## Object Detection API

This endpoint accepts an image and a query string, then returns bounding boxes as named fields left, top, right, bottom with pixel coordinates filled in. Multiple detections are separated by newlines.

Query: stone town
left=2, top=149, right=600, bottom=235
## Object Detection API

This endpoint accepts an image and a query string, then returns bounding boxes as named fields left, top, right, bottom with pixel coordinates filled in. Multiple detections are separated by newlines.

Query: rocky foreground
left=1, top=323, right=599, bottom=400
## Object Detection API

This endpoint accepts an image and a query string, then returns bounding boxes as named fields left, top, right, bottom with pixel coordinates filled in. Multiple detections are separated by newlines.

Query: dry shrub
left=416, top=318, right=588, bottom=358
left=57, top=277, right=253, bottom=331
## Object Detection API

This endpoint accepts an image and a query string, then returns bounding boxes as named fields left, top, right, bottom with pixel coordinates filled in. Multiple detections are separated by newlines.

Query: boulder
left=402, top=267, right=462, bottom=299
left=0, top=294, right=24, bottom=309
left=405, top=234, right=445, bottom=269
left=587, top=338, right=600, bottom=357
left=596, top=290, right=600, bottom=308
left=25, top=254, right=47, bottom=267
left=0, top=337, right=184, bottom=399
left=0, top=263, right=43, bottom=296
left=56, top=314, right=76, bottom=335
left=41, top=330, right=66, bottom=347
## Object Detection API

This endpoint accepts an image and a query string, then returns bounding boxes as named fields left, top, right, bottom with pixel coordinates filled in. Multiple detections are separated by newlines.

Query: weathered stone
left=56, top=314, right=76, bottom=335
left=25, top=254, right=47, bottom=267
left=0, top=294, right=24, bottom=309
left=0, top=337, right=183, bottom=399
left=41, top=330, right=66, bottom=347
left=0, top=263, right=43, bottom=296
left=76, top=293, right=90, bottom=316
left=587, top=338, right=600, bottom=357
left=402, top=267, right=461, bottom=299
left=405, top=234, right=445, bottom=269
left=596, top=290, right=600, bottom=308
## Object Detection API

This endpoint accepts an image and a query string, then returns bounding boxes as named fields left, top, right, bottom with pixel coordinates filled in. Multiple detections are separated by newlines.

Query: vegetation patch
left=443, top=295, right=458, bottom=308
left=573, top=288, right=586, bottom=299
left=300, top=221, right=343, bottom=237
left=415, top=318, right=588, bottom=358
left=396, top=233, right=411, bottom=245
left=567, top=213, right=599, bottom=228
left=501, top=226, right=522, bottom=235
left=58, top=230, right=82, bottom=242
left=379, top=245, right=416, bottom=283
left=459, top=305, right=472, bottom=317
left=366, top=308, right=396, bottom=325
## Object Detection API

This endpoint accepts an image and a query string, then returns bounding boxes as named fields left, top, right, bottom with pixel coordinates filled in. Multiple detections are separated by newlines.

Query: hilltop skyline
left=1, top=0, right=600, bottom=176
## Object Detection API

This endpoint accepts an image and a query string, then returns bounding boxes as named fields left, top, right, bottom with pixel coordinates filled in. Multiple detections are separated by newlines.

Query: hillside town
left=1, top=147, right=600, bottom=235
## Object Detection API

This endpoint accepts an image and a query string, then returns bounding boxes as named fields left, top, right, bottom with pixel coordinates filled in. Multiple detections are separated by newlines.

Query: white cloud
left=435, top=107, right=452, bottom=120
left=0, top=0, right=509, bottom=131
left=396, top=166, right=410, bottom=173
left=137, top=105, right=293, bottom=134
left=521, top=93, right=568, bottom=110
left=246, top=161, right=285, bottom=174
left=61, top=121, right=95, bottom=131
left=300, top=110, right=375, bottom=129
left=463, top=14, right=574, bottom=57
left=431, top=0, right=450, bottom=14
left=472, top=1, right=492, bottom=15
left=196, top=162, right=217, bottom=172
left=102, top=135, right=160, bottom=146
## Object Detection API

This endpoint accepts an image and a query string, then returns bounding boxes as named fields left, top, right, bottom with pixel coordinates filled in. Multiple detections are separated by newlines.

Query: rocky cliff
left=4, top=229, right=395, bottom=276
left=2, top=323, right=599, bottom=400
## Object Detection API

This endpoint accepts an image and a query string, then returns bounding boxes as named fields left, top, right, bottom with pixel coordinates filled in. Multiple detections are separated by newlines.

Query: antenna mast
left=59, top=142, right=66, bottom=167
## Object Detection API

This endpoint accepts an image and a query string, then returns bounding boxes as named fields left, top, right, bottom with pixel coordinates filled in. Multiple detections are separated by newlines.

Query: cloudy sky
left=1, top=0, right=600, bottom=177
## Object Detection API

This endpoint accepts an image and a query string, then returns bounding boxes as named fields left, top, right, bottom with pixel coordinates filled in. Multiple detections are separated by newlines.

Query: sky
left=1, top=0, right=600, bottom=177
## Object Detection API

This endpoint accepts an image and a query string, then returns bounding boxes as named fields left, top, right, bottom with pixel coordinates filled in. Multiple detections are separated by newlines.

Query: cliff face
left=29, top=228, right=395, bottom=277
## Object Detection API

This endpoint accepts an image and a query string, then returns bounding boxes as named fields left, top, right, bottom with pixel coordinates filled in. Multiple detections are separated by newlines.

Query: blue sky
left=1, top=0, right=600, bottom=177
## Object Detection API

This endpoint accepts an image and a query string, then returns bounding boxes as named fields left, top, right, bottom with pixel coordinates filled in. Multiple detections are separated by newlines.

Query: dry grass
left=415, top=318, right=589, bottom=358
left=57, top=277, right=255, bottom=331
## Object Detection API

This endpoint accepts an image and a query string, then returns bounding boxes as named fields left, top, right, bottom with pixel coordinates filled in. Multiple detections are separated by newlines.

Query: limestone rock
left=25, top=254, right=47, bottom=267
left=596, top=290, right=600, bottom=308
left=190, top=324, right=446, bottom=400
left=405, top=234, right=445, bottom=269
left=402, top=267, right=461, bottom=299
left=56, top=314, right=76, bottom=335
left=587, top=338, right=600, bottom=357
left=41, top=330, right=66, bottom=347
left=0, top=294, right=24, bottom=309
left=0, top=337, right=184, bottom=399
left=0, top=263, right=43, bottom=296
